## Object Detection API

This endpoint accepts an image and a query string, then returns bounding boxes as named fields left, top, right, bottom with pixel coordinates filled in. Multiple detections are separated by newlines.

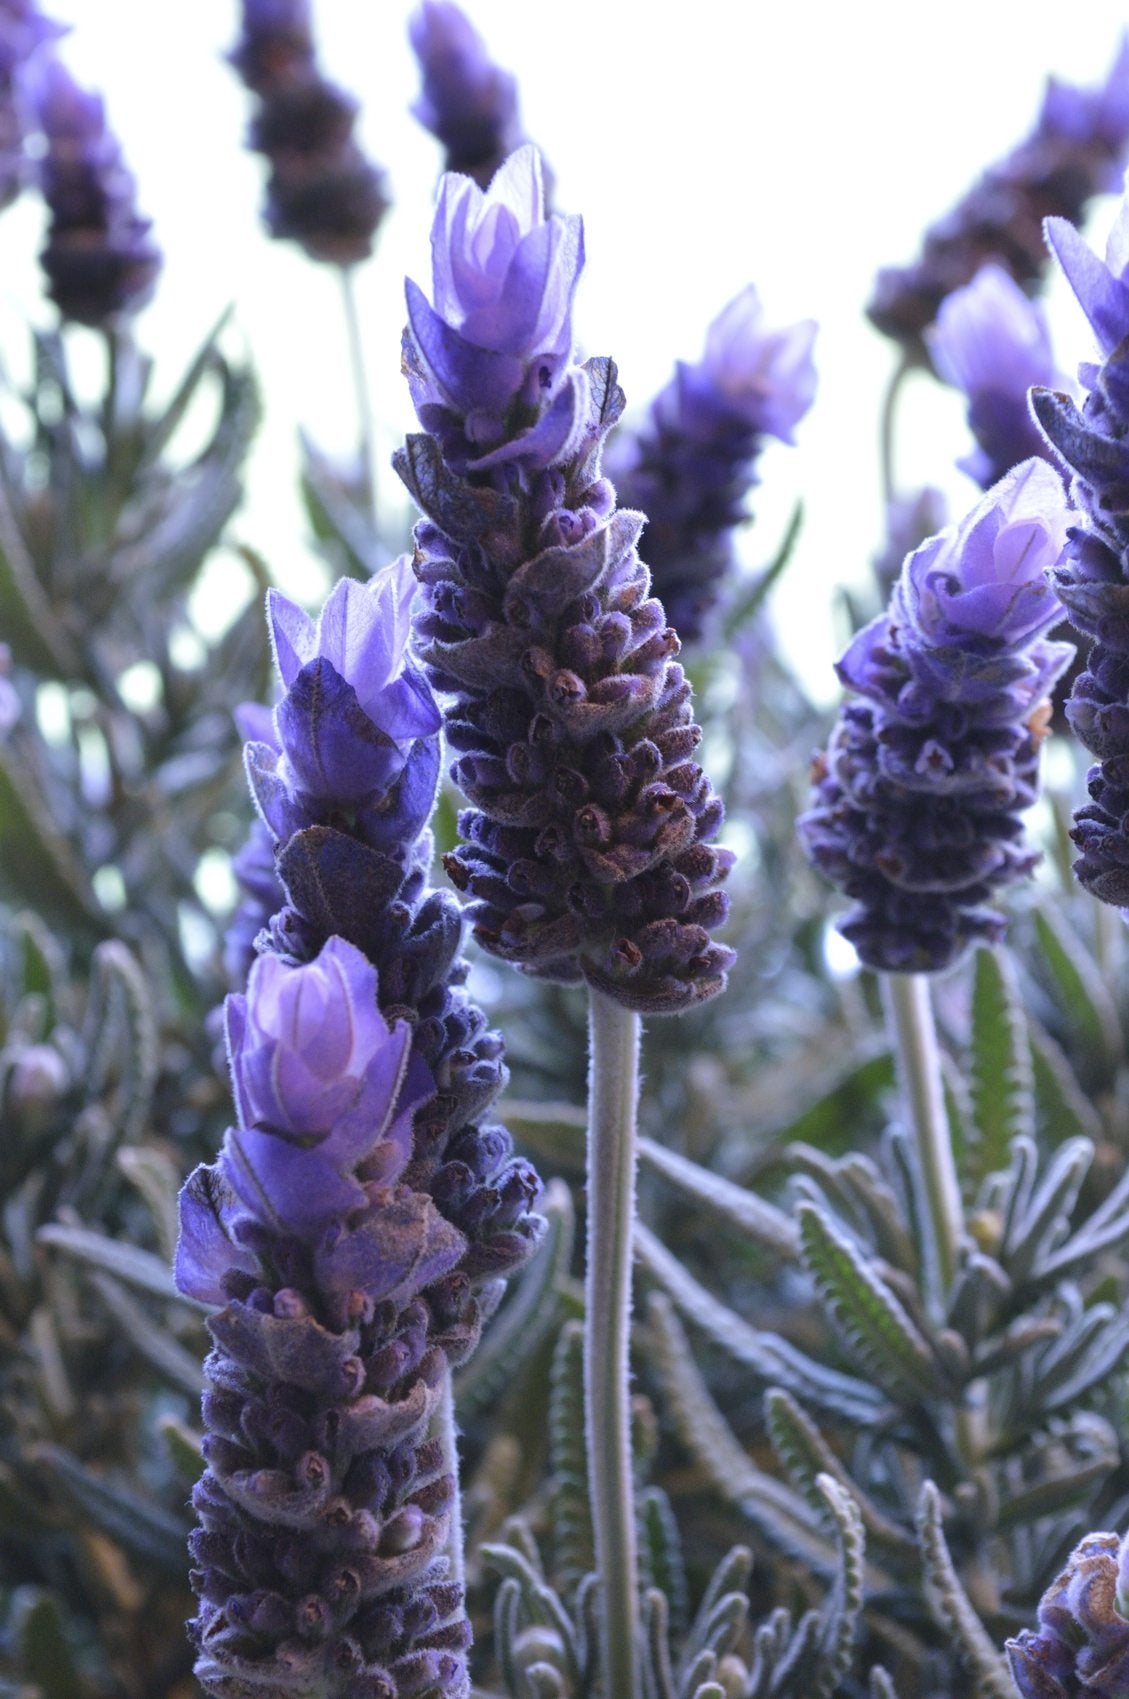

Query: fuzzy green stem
left=584, top=989, right=642, bottom=1699
left=879, top=351, right=913, bottom=508
left=340, top=265, right=377, bottom=525
left=884, top=973, right=962, bottom=1314
left=435, top=1371, right=465, bottom=1594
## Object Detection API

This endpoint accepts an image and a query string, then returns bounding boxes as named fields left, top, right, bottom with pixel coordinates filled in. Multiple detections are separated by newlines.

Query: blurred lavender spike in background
left=399, top=146, right=734, bottom=1013
left=34, top=57, right=161, bottom=327
left=409, top=0, right=525, bottom=190
left=0, top=0, right=62, bottom=209
left=231, top=0, right=389, bottom=265
left=799, top=459, right=1074, bottom=973
left=868, top=36, right=1129, bottom=353
left=928, top=263, right=1061, bottom=488
left=1030, top=183, right=1129, bottom=907
left=1006, top=1530, right=1129, bottom=1699
left=611, top=285, right=817, bottom=643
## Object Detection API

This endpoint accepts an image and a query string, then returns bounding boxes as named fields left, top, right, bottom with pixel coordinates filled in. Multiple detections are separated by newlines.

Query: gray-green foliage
left=635, top=935, right=1129, bottom=1691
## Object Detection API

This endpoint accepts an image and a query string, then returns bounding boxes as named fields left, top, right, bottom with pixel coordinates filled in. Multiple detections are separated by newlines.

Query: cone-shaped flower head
left=398, top=147, right=734, bottom=1012
left=798, top=459, right=1074, bottom=972
left=264, top=559, right=441, bottom=813
left=612, top=285, right=817, bottom=641
left=34, top=58, right=161, bottom=326
left=929, top=264, right=1061, bottom=487
left=404, top=145, right=582, bottom=460
left=230, top=0, right=389, bottom=265
left=1007, top=1530, right=1129, bottom=1698
left=868, top=38, right=1129, bottom=352
left=410, top=0, right=523, bottom=189
left=1029, top=177, right=1129, bottom=905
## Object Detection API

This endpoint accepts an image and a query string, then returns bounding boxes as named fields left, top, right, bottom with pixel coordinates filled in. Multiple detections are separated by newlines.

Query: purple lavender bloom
left=33, top=59, right=161, bottom=327
left=1007, top=1530, right=1129, bottom=1698
left=929, top=264, right=1061, bottom=488
left=223, top=817, right=283, bottom=986
left=178, top=550, right=544, bottom=1694
left=868, top=40, right=1129, bottom=352
left=611, top=285, right=817, bottom=641
left=0, top=0, right=62, bottom=209
left=798, top=459, right=1074, bottom=973
left=176, top=938, right=471, bottom=1697
left=261, top=562, right=441, bottom=815
left=1029, top=187, right=1129, bottom=905
left=410, top=0, right=524, bottom=190
left=230, top=0, right=389, bottom=266
left=398, top=146, right=734, bottom=1013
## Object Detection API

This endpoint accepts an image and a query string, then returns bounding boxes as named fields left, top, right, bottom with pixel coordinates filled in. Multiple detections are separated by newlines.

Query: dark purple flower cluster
left=610, top=286, right=817, bottom=643
left=230, top=0, right=388, bottom=265
left=1030, top=193, right=1129, bottom=906
left=1007, top=1530, right=1129, bottom=1697
left=409, top=0, right=523, bottom=190
left=929, top=263, right=1062, bottom=489
left=0, top=0, right=62, bottom=209
left=34, top=58, right=161, bottom=327
left=396, top=148, right=735, bottom=1014
left=798, top=460, right=1073, bottom=973
left=868, top=39, right=1129, bottom=350
left=179, top=557, right=543, bottom=1697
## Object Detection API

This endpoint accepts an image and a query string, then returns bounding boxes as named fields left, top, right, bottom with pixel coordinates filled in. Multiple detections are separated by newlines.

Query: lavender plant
left=1026, top=182, right=1129, bottom=910
left=177, top=558, right=544, bottom=1697
left=929, top=265, right=1061, bottom=490
left=609, top=287, right=817, bottom=644
left=410, top=0, right=526, bottom=190
left=230, top=0, right=388, bottom=267
left=395, top=142, right=735, bottom=1697
left=868, top=39, right=1129, bottom=353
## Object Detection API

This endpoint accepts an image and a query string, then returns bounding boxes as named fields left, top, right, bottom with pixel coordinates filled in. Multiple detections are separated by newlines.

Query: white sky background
left=14, top=0, right=1129, bottom=700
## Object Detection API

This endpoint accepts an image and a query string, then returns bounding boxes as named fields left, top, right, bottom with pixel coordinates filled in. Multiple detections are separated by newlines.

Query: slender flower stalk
left=868, top=38, right=1129, bottom=354
left=799, top=459, right=1073, bottom=973
left=882, top=974, right=962, bottom=1314
left=584, top=991, right=642, bottom=1697
left=610, top=286, right=817, bottom=643
left=395, top=145, right=734, bottom=1694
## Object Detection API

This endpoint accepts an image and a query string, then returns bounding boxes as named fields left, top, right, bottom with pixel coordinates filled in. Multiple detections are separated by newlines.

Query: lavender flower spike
left=798, top=459, right=1074, bottom=973
left=928, top=263, right=1060, bottom=489
left=1030, top=182, right=1129, bottom=905
left=177, top=938, right=472, bottom=1698
left=868, top=37, right=1129, bottom=352
left=34, top=58, right=161, bottom=327
left=410, top=1, right=524, bottom=190
left=231, top=0, right=389, bottom=265
left=398, top=146, right=735, bottom=1012
left=1007, top=1530, right=1129, bottom=1698
left=0, top=0, right=63, bottom=210
left=613, top=284, right=817, bottom=641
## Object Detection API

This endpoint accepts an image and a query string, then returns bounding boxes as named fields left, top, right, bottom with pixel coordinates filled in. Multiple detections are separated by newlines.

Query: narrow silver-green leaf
left=968, top=947, right=1034, bottom=1183
left=915, top=1481, right=1014, bottom=1698
left=638, top=1136, right=799, bottom=1260
left=796, top=1202, right=942, bottom=1402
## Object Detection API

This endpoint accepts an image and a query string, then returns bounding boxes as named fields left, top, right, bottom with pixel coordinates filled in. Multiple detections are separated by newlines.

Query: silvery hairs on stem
left=396, top=145, right=735, bottom=1015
